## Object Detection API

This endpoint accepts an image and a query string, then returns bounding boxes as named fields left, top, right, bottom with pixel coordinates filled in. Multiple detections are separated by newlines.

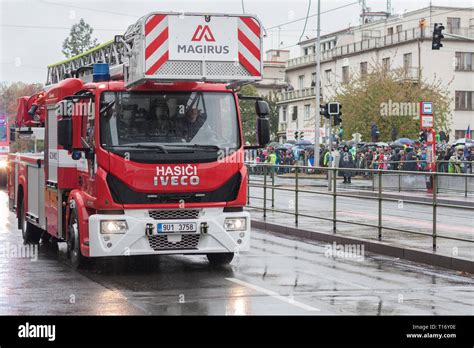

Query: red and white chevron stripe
left=238, top=16, right=261, bottom=77
left=144, top=14, right=261, bottom=77
left=145, top=14, right=169, bottom=75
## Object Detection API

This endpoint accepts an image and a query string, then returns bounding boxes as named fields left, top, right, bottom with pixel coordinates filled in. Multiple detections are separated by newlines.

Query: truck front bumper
left=88, top=208, right=250, bottom=257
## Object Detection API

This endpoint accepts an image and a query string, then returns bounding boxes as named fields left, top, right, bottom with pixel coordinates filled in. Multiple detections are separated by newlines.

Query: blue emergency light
left=93, top=63, right=110, bottom=82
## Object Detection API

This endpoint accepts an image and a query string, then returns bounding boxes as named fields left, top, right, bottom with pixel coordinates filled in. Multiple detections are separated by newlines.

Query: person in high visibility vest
left=266, top=150, right=277, bottom=175
left=324, top=150, right=332, bottom=167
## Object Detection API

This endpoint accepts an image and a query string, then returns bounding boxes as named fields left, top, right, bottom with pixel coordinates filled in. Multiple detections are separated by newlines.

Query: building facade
left=277, top=6, right=474, bottom=143
left=253, top=49, right=289, bottom=97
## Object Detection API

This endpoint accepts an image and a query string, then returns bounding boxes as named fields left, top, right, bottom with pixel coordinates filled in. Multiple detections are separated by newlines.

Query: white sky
left=0, top=0, right=472, bottom=84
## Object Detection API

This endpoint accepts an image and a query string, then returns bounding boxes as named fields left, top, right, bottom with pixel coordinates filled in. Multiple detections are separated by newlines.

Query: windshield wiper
left=105, top=144, right=168, bottom=153
left=100, top=100, right=115, bottom=115
left=165, top=144, right=221, bottom=151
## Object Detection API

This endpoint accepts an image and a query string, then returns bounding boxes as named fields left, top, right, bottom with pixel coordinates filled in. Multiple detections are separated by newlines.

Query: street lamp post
left=314, top=0, right=321, bottom=167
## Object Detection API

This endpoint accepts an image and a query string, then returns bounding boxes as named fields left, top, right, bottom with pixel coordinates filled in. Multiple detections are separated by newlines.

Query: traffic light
left=333, top=104, right=342, bottom=126
left=328, top=102, right=340, bottom=115
left=320, top=104, right=330, bottom=119
left=300, top=131, right=304, bottom=140
left=294, top=131, right=299, bottom=140
left=432, top=23, right=445, bottom=50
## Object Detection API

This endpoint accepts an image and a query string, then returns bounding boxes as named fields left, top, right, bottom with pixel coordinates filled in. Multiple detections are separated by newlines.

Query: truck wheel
left=19, top=200, right=41, bottom=244
left=67, top=207, right=89, bottom=269
left=207, top=252, right=234, bottom=265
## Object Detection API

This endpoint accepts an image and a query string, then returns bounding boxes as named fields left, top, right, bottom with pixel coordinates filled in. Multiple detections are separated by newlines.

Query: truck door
left=45, top=105, right=61, bottom=238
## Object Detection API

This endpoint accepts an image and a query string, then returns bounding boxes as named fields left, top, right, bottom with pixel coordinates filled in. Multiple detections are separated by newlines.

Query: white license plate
left=157, top=223, right=197, bottom=233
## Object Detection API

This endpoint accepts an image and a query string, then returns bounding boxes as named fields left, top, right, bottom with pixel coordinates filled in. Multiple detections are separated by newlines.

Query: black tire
left=41, top=234, right=59, bottom=252
left=207, top=252, right=234, bottom=265
left=19, top=199, right=41, bottom=244
left=67, top=206, right=89, bottom=269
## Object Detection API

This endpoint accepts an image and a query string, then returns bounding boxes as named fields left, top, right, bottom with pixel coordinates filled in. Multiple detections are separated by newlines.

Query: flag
left=466, top=124, right=471, bottom=140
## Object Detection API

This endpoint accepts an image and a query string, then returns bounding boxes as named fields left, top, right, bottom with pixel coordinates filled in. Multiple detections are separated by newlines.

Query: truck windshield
left=100, top=91, right=240, bottom=151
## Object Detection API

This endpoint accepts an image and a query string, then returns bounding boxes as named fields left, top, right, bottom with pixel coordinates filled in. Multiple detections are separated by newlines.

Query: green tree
left=0, top=82, right=44, bottom=152
left=239, top=85, right=259, bottom=144
left=239, top=85, right=279, bottom=144
left=266, top=90, right=279, bottom=141
left=332, top=65, right=452, bottom=142
left=62, top=18, right=99, bottom=58
left=0, top=81, right=43, bottom=124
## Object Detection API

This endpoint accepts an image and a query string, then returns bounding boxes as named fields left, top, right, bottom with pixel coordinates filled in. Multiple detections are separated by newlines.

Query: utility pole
left=314, top=0, right=321, bottom=167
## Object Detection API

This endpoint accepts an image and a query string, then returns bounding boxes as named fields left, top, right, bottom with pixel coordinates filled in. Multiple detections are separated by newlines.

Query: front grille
left=148, top=209, right=200, bottom=220
left=147, top=234, right=200, bottom=251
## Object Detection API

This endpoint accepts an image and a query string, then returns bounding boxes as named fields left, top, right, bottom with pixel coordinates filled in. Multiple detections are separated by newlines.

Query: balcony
left=278, top=87, right=316, bottom=103
left=278, top=123, right=288, bottom=133
left=396, top=67, right=420, bottom=82
left=286, top=29, right=426, bottom=70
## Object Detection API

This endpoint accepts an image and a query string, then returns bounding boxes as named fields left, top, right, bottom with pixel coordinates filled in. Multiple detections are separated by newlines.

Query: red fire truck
left=8, top=12, right=269, bottom=268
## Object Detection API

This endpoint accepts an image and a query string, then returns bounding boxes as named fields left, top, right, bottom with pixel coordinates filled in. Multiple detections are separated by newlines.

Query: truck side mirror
left=57, top=118, right=73, bottom=150
left=256, top=100, right=269, bottom=117
left=257, top=117, right=270, bottom=147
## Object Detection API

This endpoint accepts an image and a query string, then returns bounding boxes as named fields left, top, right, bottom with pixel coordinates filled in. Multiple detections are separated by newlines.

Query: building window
left=313, top=45, right=316, bottom=53
left=447, top=17, right=461, bottom=32
left=403, top=53, right=413, bottom=72
left=396, top=24, right=403, bottom=33
left=455, top=52, right=474, bottom=71
left=282, top=106, right=287, bottom=122
left=387, top=27, right=394, bottom=35
left=360, top=62, right=368, bottom=77
left=311, top=72, right=316, bottom=86
left=325, top=69, right=332, bottom=85
left=292, top=106, right=298, bottom=121
left=342, top=66, right=349, bottom=83
left=304, top=47, right=309, bottom=55
left=298, top=75, right=305, bottom=89
left=304, top=104, right=311, bottom=120
left=382, top=57, right=390, bottom=72
left=455, top=91, right=474, bottom=110
left=455, top=129, right=474, bottom=139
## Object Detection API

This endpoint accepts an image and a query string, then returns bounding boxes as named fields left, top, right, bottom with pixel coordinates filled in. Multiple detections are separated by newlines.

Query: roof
left=93, top=80, right=233, bottom=92
left=297, top=5, right=473, bottom=46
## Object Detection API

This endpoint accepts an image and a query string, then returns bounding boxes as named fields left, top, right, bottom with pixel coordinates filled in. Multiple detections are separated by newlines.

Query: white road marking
left=226, top=277, right=320, bottom=312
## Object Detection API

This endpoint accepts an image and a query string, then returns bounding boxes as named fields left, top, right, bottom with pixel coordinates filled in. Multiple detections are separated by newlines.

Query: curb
left=251, top=219, right=474, bottom=274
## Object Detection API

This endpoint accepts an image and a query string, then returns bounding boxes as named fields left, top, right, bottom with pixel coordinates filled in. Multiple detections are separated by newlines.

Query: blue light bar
left=93, top=63, right=110, bottom=82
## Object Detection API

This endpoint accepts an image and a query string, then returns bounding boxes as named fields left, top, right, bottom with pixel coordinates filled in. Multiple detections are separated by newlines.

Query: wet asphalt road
left=0, top=189, right=473, bottom=315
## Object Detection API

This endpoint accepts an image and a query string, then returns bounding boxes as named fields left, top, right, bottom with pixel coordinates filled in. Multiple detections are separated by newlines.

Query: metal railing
left=246, top=163, right=474, bottom=250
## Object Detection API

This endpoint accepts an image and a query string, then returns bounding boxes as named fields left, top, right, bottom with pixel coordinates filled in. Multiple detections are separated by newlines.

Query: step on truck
left=8, top=12, right=270, bottom=268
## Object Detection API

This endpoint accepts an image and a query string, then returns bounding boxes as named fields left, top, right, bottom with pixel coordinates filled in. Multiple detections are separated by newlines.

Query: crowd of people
left=246, top=139, right=474, bottom=179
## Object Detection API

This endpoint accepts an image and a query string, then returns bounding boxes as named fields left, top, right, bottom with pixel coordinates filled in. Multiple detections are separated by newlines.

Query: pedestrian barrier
left=245, top=163, right=474, bottom=250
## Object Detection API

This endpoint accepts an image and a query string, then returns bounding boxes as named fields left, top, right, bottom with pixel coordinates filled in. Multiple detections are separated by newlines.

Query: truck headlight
left=224, top=217, right=247, bottom=231
left=0, top=160, right=7, bottom=169
left=100, top=220, right=128, bottom=234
